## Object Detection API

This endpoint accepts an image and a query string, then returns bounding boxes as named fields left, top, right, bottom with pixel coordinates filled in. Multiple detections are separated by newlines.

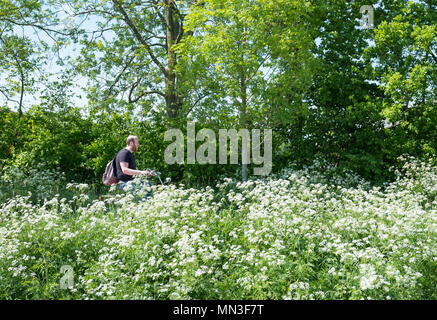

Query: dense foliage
left=0, top=0, right=435, bottom=184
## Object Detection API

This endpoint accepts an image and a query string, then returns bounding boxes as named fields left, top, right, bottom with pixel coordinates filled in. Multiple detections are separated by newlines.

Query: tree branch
left=427, top=47, right=437, bottom=64
left=152, top=0, right=168, bottom=28
left=0, top=17, right=72, bottom=37
left=128, top=79, right=165, bottom=103
left=171, top=2, right=185, bottom=44
left=112, top=0, right=168, bottom=77
left=184, top=91, right=211, bottom=117
left=105, top=54, right=136, bottom=99
left=0, top=88, right=20, bottom=104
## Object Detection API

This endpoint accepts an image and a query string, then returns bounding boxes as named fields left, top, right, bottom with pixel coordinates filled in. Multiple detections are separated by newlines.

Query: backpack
left=102, top=158, right=118, bottom=186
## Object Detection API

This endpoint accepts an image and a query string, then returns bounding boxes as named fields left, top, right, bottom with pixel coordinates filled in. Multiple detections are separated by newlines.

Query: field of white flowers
left=0, top=156, right=436, bottom=300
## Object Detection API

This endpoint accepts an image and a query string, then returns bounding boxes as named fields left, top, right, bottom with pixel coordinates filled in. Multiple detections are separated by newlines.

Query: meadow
left=0, top=156, right=435, bottom=300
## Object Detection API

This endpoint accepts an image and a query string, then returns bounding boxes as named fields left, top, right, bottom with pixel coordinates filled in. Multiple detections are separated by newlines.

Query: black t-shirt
left=115, top=148, right=136, bottom=182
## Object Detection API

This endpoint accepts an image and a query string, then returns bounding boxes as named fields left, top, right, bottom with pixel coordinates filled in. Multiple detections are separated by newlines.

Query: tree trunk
left=240, top=71, right=248, bottom=181
left=165, top=0, right=182, bottom=119
left=18, top=68, right=24, bottom=119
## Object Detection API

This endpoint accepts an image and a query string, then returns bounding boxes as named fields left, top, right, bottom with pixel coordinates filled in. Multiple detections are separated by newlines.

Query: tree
left=64, top=0, right=197, bottom=119
left=179, top=0, right=316, bottom=180
left=0, top=0, right=78, bottom=114
left=276, top=0, right=391, bottom=179
left=0, top=0, right=46, bottom=116
left=0, top=0, right=72, bottom=168
left=365, top=0, right=436, bottom=158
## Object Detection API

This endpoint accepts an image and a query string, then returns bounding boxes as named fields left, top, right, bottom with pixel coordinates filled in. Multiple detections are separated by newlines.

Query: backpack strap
left=112, top=156, right=117, bottom=175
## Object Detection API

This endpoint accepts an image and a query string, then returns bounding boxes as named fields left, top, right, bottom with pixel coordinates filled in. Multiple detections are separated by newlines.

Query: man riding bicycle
left=115, top=135, right=155, bottom=199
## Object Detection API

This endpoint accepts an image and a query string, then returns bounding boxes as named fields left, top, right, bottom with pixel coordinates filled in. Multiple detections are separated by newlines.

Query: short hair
left=126, top=135, right=138, bottom=146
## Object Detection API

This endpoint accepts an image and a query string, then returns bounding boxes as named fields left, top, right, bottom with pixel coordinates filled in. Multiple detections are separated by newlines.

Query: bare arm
left=120, top=162, right=152, bottom=177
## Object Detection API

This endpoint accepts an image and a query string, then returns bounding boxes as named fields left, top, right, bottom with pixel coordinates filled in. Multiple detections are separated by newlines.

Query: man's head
left=126, top=135, right=139, bottom=152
